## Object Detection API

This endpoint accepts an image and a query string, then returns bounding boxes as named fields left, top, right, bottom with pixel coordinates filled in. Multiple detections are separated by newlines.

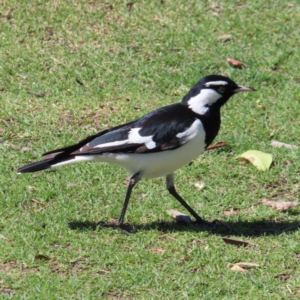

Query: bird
left=17, top=75, right=255, bottom=227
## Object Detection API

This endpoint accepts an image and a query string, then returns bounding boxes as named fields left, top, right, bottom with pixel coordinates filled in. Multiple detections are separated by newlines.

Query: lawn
left=1, top=0, right=300, bottom=298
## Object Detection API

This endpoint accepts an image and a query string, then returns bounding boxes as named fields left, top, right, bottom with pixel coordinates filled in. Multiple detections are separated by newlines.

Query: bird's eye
left=218, top=86, right=225, bottom=93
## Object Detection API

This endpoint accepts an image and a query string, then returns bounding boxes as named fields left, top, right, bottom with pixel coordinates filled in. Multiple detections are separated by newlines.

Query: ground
left=0, top=0, right=299, bottom=298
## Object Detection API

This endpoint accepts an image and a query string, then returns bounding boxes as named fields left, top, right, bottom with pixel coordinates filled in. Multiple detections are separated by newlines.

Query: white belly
left=92, top=129, right=205, bottom=178
left=52, top=120, right=206, bottom=178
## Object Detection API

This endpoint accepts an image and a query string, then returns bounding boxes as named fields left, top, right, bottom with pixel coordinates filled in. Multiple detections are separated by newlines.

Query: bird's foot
left=192, top=218, right=231, bottom=229
left=96, top=221, right=131, bottom=235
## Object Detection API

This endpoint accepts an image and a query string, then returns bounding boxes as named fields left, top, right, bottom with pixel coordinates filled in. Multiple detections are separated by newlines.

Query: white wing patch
left=93, top=140, right=129, bottom=149
left=187, top=89, right=221, bottom=115
left=93, top=128, right=156, bottom=150
left=176, top=119, right=202, bottom=141
left=128, top=128, right=156, bottom=149
left=204, top=80, right=228, bottom=87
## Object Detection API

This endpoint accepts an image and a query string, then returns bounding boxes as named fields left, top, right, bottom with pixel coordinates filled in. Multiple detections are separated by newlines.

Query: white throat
left=187, top=89, right=222, bottom=115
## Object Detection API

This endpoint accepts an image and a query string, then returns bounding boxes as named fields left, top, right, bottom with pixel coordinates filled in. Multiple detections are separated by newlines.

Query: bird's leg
left=166, top=173, right=207, bottom=224
left=98, top=172, right=143, bottom=234
left=116, top=172, right=143, bottom=226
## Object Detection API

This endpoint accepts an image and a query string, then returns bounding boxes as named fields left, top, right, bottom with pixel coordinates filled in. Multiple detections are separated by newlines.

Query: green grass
left=1, top=0, right=300, bottom=298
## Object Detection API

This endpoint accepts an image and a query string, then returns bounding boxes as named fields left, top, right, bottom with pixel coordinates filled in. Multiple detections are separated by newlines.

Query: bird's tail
left=17, top=150, right=77, bottom=174
left=17, top=130, right=106, bottom=174
left=17, top=158, right=58, bottom=173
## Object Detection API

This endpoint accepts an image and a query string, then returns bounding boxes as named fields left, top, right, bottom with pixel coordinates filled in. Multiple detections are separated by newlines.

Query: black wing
left=17, top=104, right=201, bottom=174
left=45, top=103, right=199, bottom=158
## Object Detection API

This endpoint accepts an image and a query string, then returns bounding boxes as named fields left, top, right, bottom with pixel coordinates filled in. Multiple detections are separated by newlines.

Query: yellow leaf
left=230, top=265, right=247, bottom=272
left=238, top=150, right=272, bottom=171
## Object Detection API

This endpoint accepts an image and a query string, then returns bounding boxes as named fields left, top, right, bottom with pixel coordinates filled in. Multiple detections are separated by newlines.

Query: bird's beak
left=234, top=85, right=256, bottom=93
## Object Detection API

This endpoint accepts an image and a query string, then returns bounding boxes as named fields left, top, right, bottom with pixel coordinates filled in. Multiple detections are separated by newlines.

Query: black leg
left=116, top=172, right=143, bottom=226
left=166, top=173, right=206, bottom=224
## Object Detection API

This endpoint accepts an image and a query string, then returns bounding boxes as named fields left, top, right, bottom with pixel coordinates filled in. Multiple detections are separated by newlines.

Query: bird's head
left=182, top=75, right=255, bottom=115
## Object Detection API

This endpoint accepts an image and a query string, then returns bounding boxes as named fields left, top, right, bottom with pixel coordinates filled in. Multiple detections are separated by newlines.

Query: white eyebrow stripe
left=204, top=80, right=228, bottom=87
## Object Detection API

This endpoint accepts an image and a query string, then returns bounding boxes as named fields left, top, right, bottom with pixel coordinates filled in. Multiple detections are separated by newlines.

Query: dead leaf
left=6, top=143, right=21, bottom=150
left=232, top=262, right=260, bottom=269
left=230, top=265, right=247, bottom=272
left=31, top=199, right=48, bottom=207
left=148, top=249, right=165, bottom=254
left=122, top=176, right=131, bottom=185
left=127, top=2, right=134, bottom=10
left=286, top=285, right=293, bottom=295
left=224, top=209, right=239, bottom=216
left=32, top=173, right=43, bottom=178
left=262, top=199, right=297, bottom=211
left=206, top=141, right=226, bottom=150
left=0, top=288, right=15, bottom=295
left=256, top=100, right=266, bottom=110
left=275, top=273, right=291, bottom=281
left=227, top=58, right=245, bottom=68
left=167, top=209, right=192, bottom=223
left=271, top=140, right=298, bottom=149
left=0, top=128, right=5, bottom=133
left=194, top=182, right=205, bottom=190
left=75, top=78, right=84, bottom=86
left=21, top=147, right=32, bottom=152
left=27, top=90, right=51, bottom=97
left=0, top=234, right=8, bottom=240
left=294, top=253, right=300, bottom=262
left=216, top=34, right=232, bottom=41
left=223, top=237, right=249, bottom=247
left=238, top=150, right=273, bottom=171
left=35, top=254, right=50, bottom=261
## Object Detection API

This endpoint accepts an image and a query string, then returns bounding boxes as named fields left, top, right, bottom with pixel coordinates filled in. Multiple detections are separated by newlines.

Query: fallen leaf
left=21, top=147, right=32, bottom=152
left=232, top=262, right=260, bottom=269
left=31, top=199, right=48, bottom=207
left=271, top=140, right=298, bottom=149
left=122, top=176, right=131, bottom=185
left=275, top=273, right=291, bottom=281
left=227, top=58, right=245, bottom=68
left=27, top=90, right=51, bottom=97
left=6, top=143, right=21, bottom=150
left=32, top=173, right=43, bottom=178
left=223, top=237, right=249, bottom=247
left=0, top=234, right=8, bottom=240
left=0, top=128, right=5, bottom=133
left=286, top=285, right=293, bottom=295
left=35, top=254, right=50, bottom=261
left=224, top=209, right=239, bottom=216
left=0, top=288, right=15, bottom=295
left=167, top=209, right=192, bottom=223
left=194, top=182, right=205, bottom=190
left=127, top=2, right=134, bottom=10
left=148, top=249, right=165, bottom=254
left=294, top=253, right=300, bottom=262
left=206, top=141, right=226, bottom=150
left=217, top=34, right=232, bottom=41
left=75, top=78, right=84, bottom=86
left=262, top=199, right=297, bottom=211
left=238, top=150, right=273, bottom=171
left=256, top=100, right=266, bottom=110
left=230, top=265, right=246, bottom=272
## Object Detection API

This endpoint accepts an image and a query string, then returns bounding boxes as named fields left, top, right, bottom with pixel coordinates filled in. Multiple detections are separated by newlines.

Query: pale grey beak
left=234, top=85, right=256, bottom=93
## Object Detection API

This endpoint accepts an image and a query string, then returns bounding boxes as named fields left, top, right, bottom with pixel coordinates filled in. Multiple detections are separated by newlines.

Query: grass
left=1, top=0, right=300, bottom=298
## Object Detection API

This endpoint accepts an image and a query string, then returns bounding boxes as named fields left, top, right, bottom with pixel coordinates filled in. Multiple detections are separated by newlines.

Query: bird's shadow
left=68, top=218, right=300, bottom=237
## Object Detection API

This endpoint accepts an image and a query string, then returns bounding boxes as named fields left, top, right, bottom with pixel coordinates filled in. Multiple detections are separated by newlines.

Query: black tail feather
left=17, top=158, right=55, bottom=173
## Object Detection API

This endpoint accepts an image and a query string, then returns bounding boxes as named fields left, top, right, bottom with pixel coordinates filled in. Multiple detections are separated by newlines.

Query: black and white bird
left=17, top=75, right=255, bottom=226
